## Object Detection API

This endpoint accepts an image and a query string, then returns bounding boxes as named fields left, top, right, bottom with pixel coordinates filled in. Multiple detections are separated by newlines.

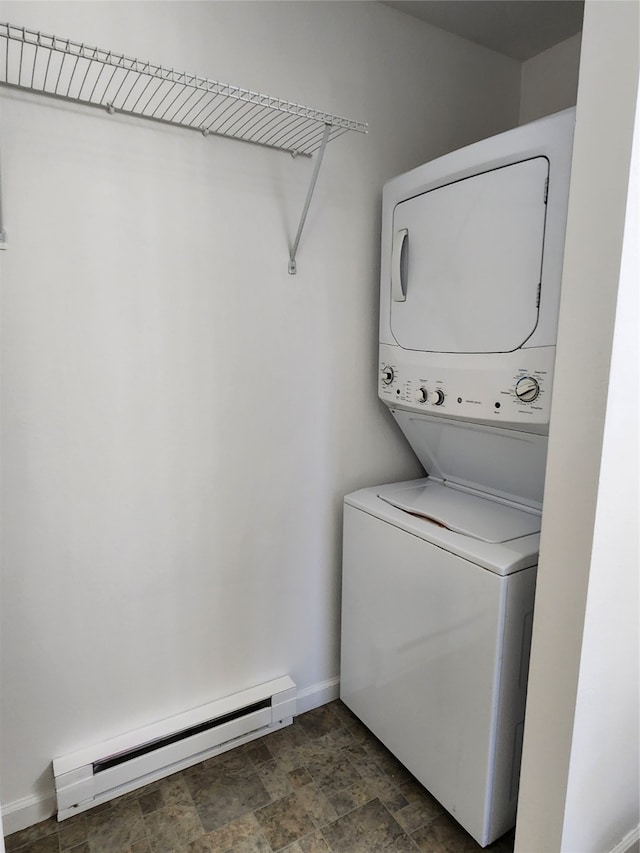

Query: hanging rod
left=0, top=22, right=368, bottom=270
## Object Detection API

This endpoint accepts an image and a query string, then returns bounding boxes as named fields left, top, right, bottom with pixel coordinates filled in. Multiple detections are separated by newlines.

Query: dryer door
left=390, top=157, right=549, bottom=354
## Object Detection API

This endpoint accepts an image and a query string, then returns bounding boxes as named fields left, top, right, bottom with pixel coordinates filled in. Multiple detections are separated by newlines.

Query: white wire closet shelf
left=0, top=22, right=368, bottom=269
left=0, top=23, right=367, bottom=156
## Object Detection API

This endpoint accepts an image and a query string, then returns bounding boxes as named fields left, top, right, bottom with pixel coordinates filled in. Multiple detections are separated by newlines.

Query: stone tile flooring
left=5, top=701, right=515, bottom=853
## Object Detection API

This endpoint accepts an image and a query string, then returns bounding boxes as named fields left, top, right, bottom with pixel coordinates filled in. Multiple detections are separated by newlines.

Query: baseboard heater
left=53, top=675, right=296, bottom=821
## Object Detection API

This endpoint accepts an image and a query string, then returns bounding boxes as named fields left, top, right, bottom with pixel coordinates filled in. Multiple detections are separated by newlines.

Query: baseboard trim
left=294, top=677, right=340, bottom=715
left=2, top=677, right=341, bottom=837
left=609, top=826, right=640, bottom=853
left=1, top=791, right=56, bottom=837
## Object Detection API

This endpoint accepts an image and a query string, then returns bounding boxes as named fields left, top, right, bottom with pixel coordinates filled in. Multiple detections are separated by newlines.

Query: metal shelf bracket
left=288, top=123, right=330, bottom=275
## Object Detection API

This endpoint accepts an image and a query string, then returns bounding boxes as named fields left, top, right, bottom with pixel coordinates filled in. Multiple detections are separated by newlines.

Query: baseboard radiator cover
left=52, top=675, right=296, bottom=821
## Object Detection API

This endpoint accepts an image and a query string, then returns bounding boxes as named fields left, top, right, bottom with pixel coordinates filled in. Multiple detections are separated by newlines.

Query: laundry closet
left=0, top=3, right=637, bottom=852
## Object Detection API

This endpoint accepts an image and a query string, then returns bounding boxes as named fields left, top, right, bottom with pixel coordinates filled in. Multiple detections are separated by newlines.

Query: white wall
left=515, top=2, right=640, bottom=851
left=561, top=88, right=639, bottom=850
left=0, top=1, right=521, bottom=829
left=520, top=33, right=582, bottom=124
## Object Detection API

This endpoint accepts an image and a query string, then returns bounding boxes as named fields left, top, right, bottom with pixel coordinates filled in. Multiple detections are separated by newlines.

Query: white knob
left=381, top=367, right=395, bottom=385
left=415, top=387, right=428, bottom=403
left=431, top=389, right=445, bottom=406
left=515, top=376, right=540, bottom=402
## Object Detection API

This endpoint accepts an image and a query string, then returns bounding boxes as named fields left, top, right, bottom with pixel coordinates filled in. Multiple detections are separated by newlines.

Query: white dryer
left=340, top=110, right=575, bottom=847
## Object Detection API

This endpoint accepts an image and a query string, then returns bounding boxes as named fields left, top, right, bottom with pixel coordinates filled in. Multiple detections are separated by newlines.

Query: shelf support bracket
left=288, top=123, right=331, bottom=275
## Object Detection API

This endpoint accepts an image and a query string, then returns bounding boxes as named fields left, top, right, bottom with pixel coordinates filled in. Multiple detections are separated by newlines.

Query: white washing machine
left=340, top=110, right=575, bottom=847
left=341, top=479, right=539, bottom=847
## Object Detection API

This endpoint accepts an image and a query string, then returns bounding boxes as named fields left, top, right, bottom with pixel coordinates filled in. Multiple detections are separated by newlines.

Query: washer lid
left=378, top=480, right=541, bottom=543
left=346, top=481, right=540, bottom=574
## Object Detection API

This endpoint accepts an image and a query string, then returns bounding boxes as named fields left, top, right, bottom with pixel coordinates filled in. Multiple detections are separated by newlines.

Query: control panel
left=379, top=343, right=555, bottom=432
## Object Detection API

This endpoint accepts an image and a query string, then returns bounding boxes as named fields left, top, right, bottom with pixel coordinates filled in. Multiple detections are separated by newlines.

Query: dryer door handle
left=392, top=228, right=408, bottom=302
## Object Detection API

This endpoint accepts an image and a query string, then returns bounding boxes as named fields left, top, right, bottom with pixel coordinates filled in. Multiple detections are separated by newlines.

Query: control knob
left=414, top=387, right=428, bottom=403
left=515, top=376, right=540, bottom=402
left=381, top=366, right=395, bottom=385
left=430, top=389, right=445, bottom=406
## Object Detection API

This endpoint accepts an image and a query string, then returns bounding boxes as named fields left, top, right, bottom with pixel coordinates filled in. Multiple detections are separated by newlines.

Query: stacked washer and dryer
left=340, top=109, right=575, bottom=847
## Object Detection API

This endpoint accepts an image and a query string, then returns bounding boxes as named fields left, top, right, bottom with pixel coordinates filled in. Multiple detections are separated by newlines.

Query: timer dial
left=515, top=376, right=540, bottom=402
left=381, top=367, right=395, bottom=385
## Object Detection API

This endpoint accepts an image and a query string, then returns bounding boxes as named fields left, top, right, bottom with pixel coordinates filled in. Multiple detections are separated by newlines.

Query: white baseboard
left=2, top=677, right=341, bottom=837
left=1, top=791, right=56, bottom=837
left=294, top=677, right=340, bottom=715
left=609, top=826, right=640, bottom=853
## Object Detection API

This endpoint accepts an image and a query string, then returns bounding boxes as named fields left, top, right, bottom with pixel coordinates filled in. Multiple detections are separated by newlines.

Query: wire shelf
left=0, top=22, right=368, bottom=157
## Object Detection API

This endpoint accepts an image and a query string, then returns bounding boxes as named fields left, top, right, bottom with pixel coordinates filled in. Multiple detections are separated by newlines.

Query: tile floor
left=5, top=701, right=515, bottom=853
